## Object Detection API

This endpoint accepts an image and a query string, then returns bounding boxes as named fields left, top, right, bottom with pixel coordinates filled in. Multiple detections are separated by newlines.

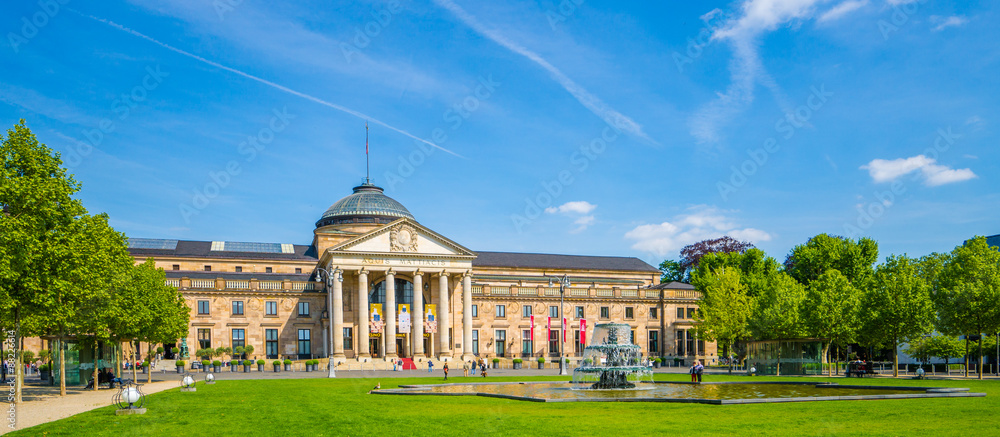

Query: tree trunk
left=893, top=335, right=899, bottom=378
left=821, top=342, right=831, bottom=376
left=58, top=336, right=66, bottom=396
left=978, top=336, right=983, bottom=380
left=92, top=344, right=99, bottom=392
left=147, top=342, right=153, bottom=384
left=727, top=342, right=732, bottom=374
left=965, top=338, right=970, bottom=378
left=775, top=342, right=781, bottom=377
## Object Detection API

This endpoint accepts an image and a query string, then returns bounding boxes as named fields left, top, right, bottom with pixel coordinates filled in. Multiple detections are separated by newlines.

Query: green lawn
left=12, top=374, right=999, bottom=436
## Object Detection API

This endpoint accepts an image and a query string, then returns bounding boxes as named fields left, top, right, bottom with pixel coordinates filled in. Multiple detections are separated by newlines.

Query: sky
left=2, top=0, right=997, bottom=267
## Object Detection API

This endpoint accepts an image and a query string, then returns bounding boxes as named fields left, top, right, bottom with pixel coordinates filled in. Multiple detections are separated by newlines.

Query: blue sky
left=2, top=0, right=997, bottom=266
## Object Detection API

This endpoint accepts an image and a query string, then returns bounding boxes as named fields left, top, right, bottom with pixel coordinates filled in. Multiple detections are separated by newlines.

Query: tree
left=922, top=334, right=964, bottom=370
left=934, top=236, right=1000, bottom=379
left=658, top=259, right=685, bottom=283
left=859, top=255, right=935, bottom=377
left=784, top=234, right=878, bottom=286
left=801, top=269, right=861, bottom=375
left=679, top=236, right=754, bottom=277
left=0, top=120, right=85, bottom=401
left=692, top=248, right=781, bottom=298
left=748, top=272, right=806, bottom=376
left=694, top=267, right=752, bottom=374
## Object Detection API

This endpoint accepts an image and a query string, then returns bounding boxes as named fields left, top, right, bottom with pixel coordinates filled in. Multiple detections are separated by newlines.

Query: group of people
left=689, top=359, right=705, bottom=382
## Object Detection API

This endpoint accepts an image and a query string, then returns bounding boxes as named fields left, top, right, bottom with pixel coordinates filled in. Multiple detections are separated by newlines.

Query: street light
left=546, top=274, right=571, bottom=376
left=315, top=265, right=343, bottom=378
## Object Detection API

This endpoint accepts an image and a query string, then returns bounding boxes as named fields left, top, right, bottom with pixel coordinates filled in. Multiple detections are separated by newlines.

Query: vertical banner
left=398, top=304, right=411, bottom=334
left=563, top=317, right=567, bottom=343
left=547, top=317, right=551, bottom=346
left=369, top=304, right=384, bottom=334
left=580, top=319, right=587, bottom=347
left=425, top=304, right=437, bottom=333
left=530, top=315, right=535, bottom=351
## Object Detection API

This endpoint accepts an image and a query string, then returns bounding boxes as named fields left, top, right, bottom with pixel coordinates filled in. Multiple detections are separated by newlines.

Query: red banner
left=547, top=316, right=551, bottom=345
left=581, top=319, right=587, bottom=346
left=563, top=317, right=567, bottom=343
left=530, top=315, right=535, bottom=350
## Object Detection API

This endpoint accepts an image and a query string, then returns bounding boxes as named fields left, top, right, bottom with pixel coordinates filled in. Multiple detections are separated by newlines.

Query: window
left=677, top=307, right=685, bottom=319
left=197, top=300, right=210, bottom=315
left=676, top=330, right=686, bottom=356
left=172, top=264, right=179, bottom=271
left=549, top=306, right=558, bottom=318
left=232, top=300, right=244, bottom=316
left=495, top=330, right=506, bottom=357
left=548, top=330, right=560, bottom=354
left=650, top=307, right=658, bottom=319
left=295, top=268, right=302, bottom=274
left=600, top=307, right=610, bottom=319
left=687, top=307, right=696, bottom=319
left=297, top=329, right=311, bottom=357
left=265, top=301, right=277, bottom=316
left=298, top=302, right=310, bottom=317
left=343, top=327, right=353, bottom=351
left=471, top=304, right=478, bottom=318
left=574, top=330, right=581, bottom=354
left=522, top=305, right=532, bottom=318
left=631, top=330, right=636, bottom=345
left=204, top=265, right=211, bottom=271
left=197, top=329, right=211, bottom=350
left=649, top=330, right=659, bottom=354
left=265, top=267, right=273, bottom=273
left=265, top=329, right=279, bottom=359
left=575, top=306, right=584, bottom=318
left=686, top=331, right=696, bottom=356
left=495, top=304, right=506, bottom=318
left=625, top=307, right=634, bottom=319
left=472, top=330, right=479, bottom=355
left=522, top=329, right=532, bottom=355
left=235, top=266, right=242, bottom=272
left=232, top=329, right=245, bottom=351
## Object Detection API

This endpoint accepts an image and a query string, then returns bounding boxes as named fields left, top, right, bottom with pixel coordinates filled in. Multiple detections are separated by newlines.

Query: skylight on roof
left=210, top=241, right=295, bottom=254
left=127, top=238, right=179, bottom=250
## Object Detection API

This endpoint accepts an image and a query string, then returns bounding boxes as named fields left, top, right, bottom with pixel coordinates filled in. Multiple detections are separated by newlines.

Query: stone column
left=385, top=270, right=397, bottom=358
left=357, top=270, right=370, bottom=358
left=412, top=272, right=425, bottom=358
left=438, top=273, right=451, bottom=358
left=462, top=273, right=474, bottom=361
left=332, top=269, right=345, bottom=360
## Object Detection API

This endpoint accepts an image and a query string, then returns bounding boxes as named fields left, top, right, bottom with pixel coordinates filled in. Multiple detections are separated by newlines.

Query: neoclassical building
left=126, top=183, right=716, bottom=364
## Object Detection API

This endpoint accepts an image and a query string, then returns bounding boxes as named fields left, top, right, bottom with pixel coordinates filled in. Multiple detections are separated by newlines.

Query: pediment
left=327, top=218, right=476, bottom=258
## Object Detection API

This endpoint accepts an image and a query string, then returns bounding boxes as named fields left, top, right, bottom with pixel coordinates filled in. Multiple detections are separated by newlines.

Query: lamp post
left=315, top=266, right=343, bottom=378
left=546, top=274, right=571, bottom=376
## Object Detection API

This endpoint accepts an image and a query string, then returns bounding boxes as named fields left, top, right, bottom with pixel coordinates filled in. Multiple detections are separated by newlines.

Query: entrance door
left=370, top=338, right=381, bottom=358
left=396, top=339, right=406, bottom=358
left=163, top=343, right=176, bottom=359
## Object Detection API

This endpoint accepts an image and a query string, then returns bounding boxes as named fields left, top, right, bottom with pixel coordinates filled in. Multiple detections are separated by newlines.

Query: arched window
left=370, top=278, right=420, bottom=305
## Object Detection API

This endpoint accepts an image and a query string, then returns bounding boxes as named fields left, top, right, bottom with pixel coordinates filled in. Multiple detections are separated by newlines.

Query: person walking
left=689, top=361, right=698, bottom=382
left=428, top=360, right=434, bottom=373
left=695, top=360, right=705, bottom=383
left=443, top=363, right=449, bottom=381
left=463, top=362, right=469, bottom=377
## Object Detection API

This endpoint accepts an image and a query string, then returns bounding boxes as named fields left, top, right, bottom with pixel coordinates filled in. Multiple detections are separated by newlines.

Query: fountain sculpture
left=572, top=323, right=654, bottom=389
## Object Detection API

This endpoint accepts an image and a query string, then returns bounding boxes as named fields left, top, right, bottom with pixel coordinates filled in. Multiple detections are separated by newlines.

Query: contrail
left=69, top=9, right=462, bottom=158
left=433, top=0, right=652, bottom=143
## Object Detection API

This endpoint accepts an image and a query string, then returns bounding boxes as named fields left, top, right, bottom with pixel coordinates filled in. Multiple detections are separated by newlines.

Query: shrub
left=492, top=358, right=500, bottom=363
left=202, top=360, right=210, bottom=366
left=38, top=349, right=52, bottom=363
left=310, top=359, right=318, bottom=365
left=512, top=358, right=523, bottom=364
left=584, top=358, right=593, bottom=365
left=242, top=360, right=252, bottom=366
left=257, top=360, right=265, bottom=365
left=175, top=360, right=186, bottom=366
left=142, top=361, right=150, bottom=368
left=171, top=347, right=179, bottom=354
left=156, top=346, right=164, bottom=354
left=21, top=350, right=35, bottom=364
left=212, top=360, right=222, bottom=366
left=234, top=346, right=245, bottom=355
left=653, top=357, right=662, bottom=363
left=273, top=360, right=281, bottom=366
left=565, top=358, right=570, bottom=364
left=283, top=359, right=293, bottom=365
left=537, top=357, right=545, bottom=363
left=39, top=364, right=50, bottom=372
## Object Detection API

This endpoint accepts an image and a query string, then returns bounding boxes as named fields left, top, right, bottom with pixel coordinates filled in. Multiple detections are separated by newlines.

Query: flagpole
left=366, top=122, right=370, bottom=184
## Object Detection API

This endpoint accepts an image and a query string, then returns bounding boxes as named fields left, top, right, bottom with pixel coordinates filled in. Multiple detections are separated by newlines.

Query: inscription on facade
left=361, top=258, right=450, bottom=267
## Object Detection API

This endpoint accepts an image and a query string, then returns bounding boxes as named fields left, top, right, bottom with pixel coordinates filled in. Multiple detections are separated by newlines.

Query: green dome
left=316, top=183, right=414, bottom=227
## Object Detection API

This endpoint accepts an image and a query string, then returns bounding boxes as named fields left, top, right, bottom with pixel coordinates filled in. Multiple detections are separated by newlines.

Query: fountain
left=571, top=323, right=654, bottom=389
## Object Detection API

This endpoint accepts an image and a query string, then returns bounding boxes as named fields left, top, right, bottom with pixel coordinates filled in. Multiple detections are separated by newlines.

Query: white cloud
left=624, top=206, right=771, bottom=257
left=818, top=0, right=867, bottom=22
left=545, top=201, right=597, bottom=215
left=860, top=155, right=976, bottom=186
left=570, top=215, right=596, bottom=234
left=432, top=0, right=651, bottom=142
left=931, top=15, right=968, bottom=31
